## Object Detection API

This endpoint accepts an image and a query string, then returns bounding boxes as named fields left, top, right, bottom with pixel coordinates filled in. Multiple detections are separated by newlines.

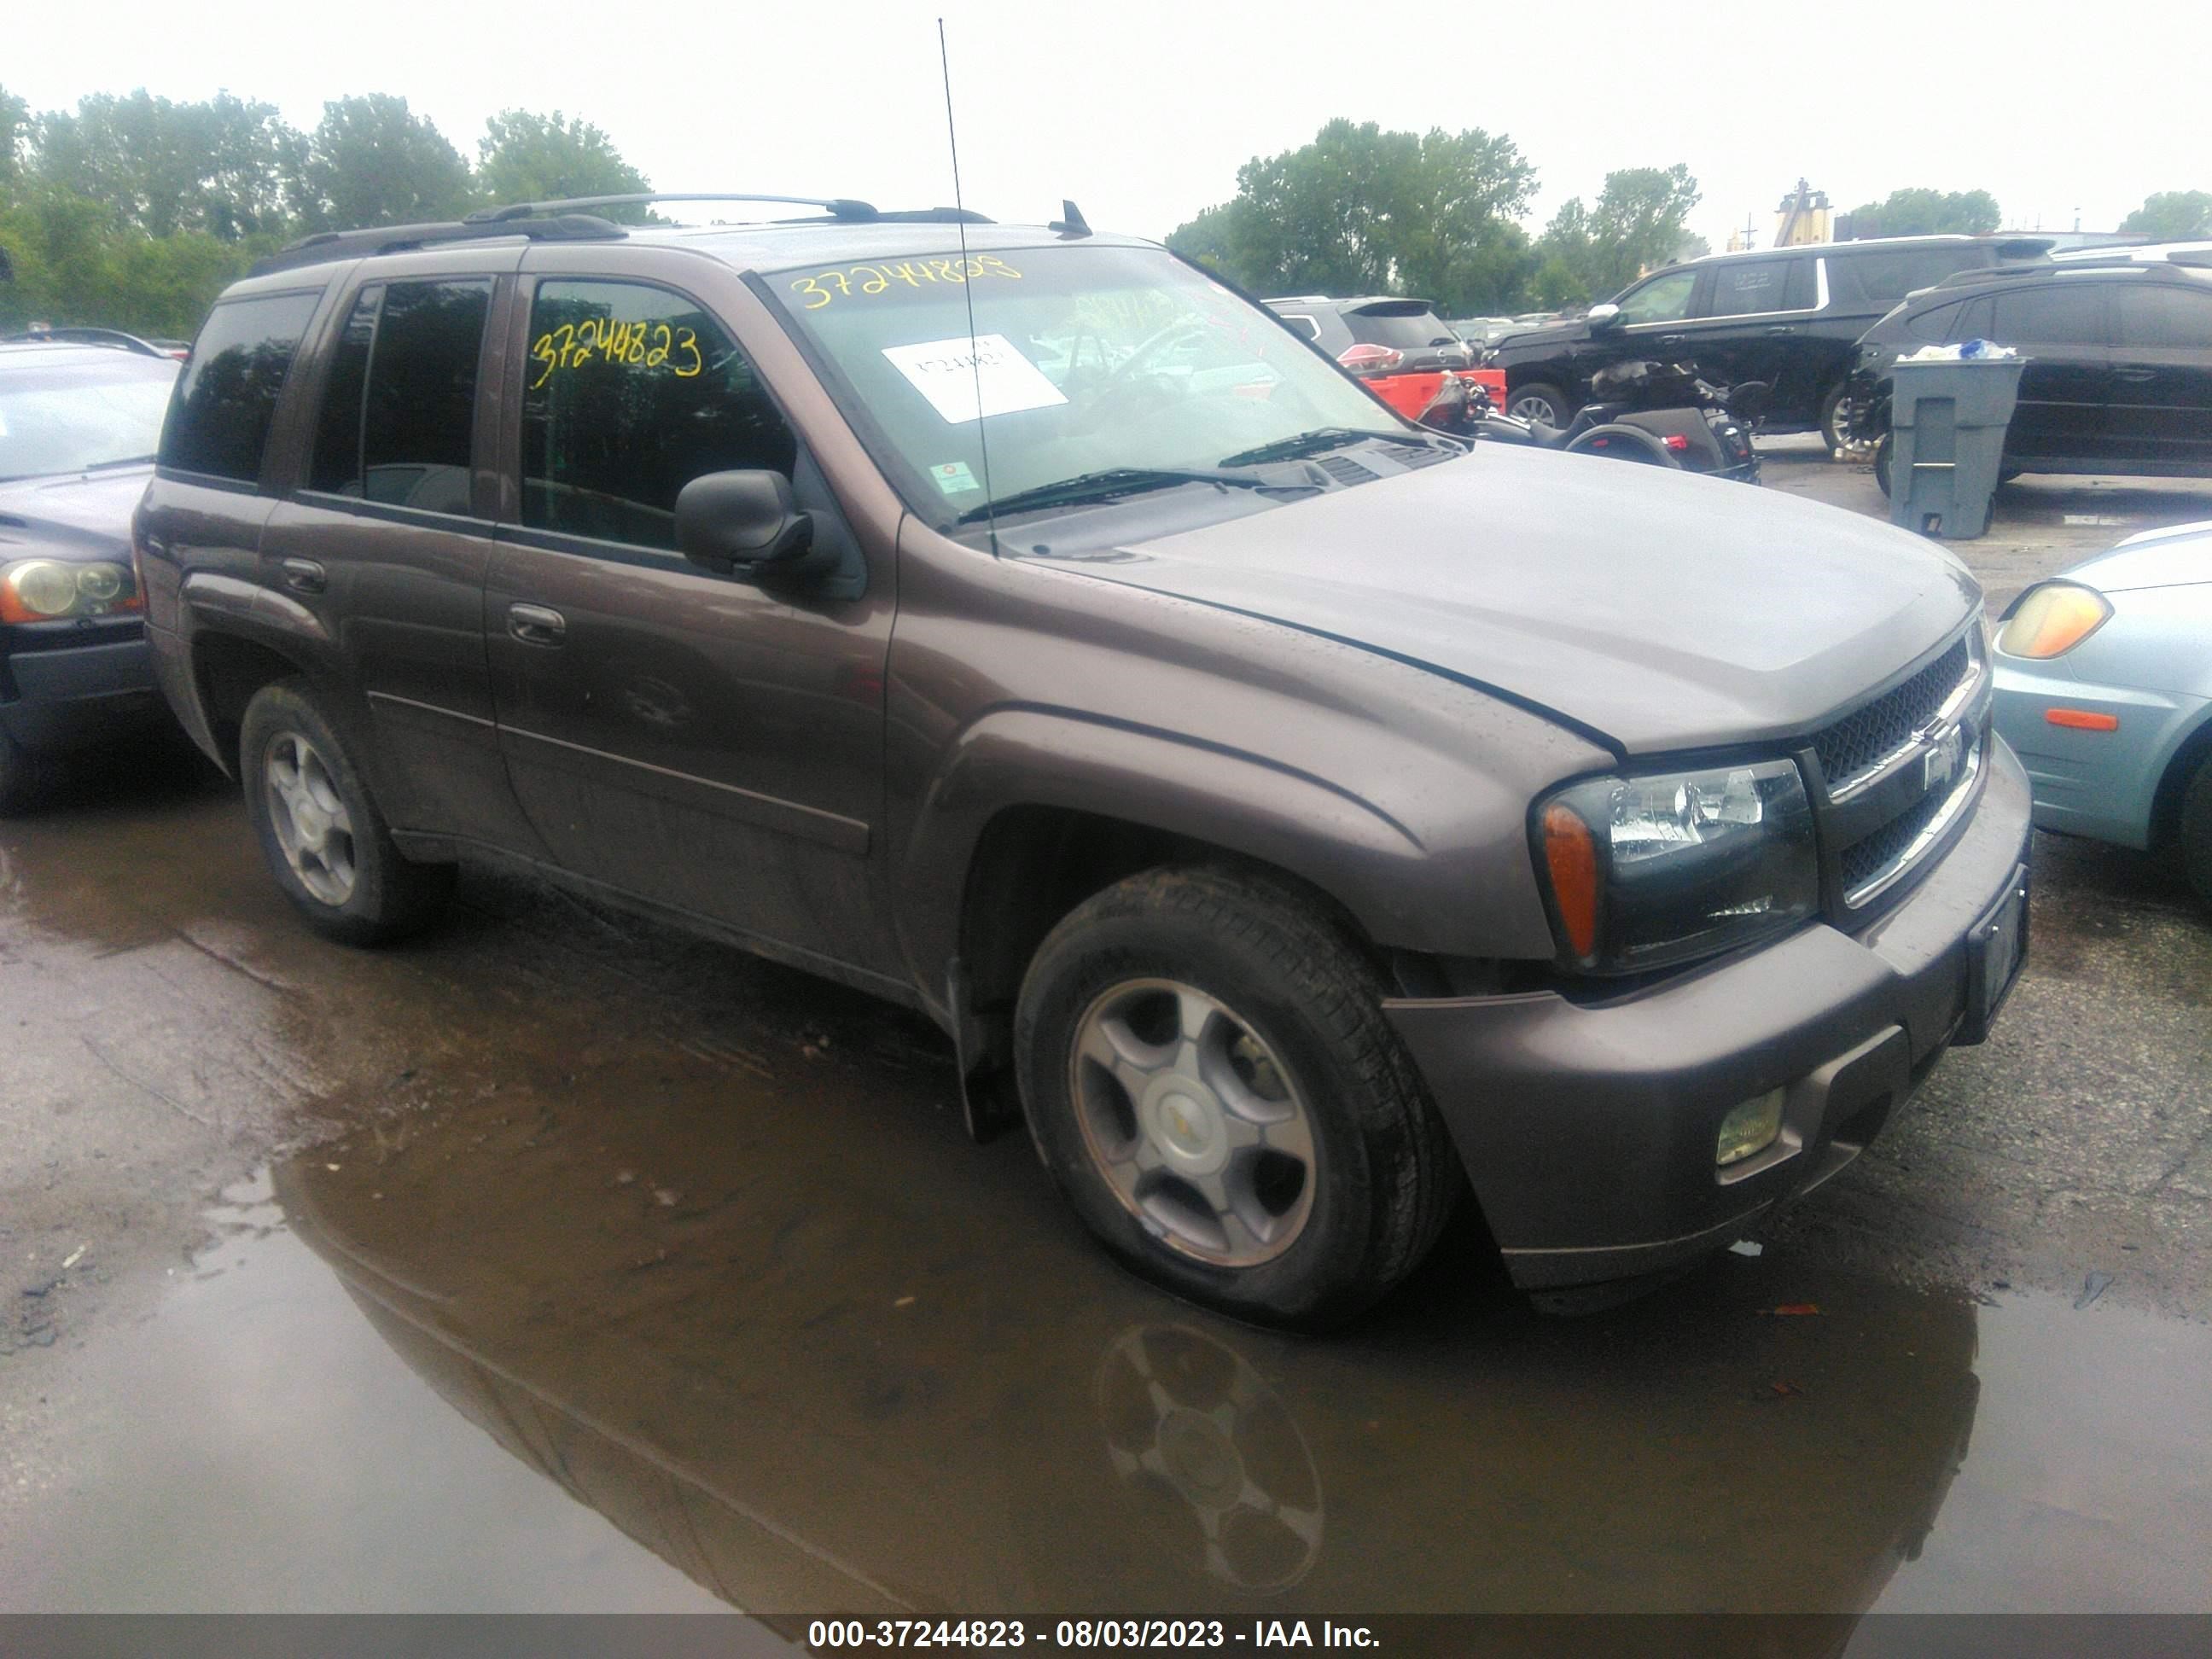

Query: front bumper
left=1993, top=661, right=2208, bottom=851
left=1385, top=740, right=2034, bottom=1291
left=0, top=626, right=164, bottom=753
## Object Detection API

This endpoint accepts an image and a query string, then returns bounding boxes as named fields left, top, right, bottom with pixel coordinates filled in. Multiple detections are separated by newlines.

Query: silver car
left=1993, top=521, right=2212, bottom=905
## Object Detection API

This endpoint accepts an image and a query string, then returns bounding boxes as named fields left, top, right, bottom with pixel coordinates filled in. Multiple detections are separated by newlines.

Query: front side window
left=2116, top=284, right=2212, bottom=349
left=1615, top=270, right=1697, bottom=325
left=0, top=352, right=178, bottom=481
left=160, top=291, right=321, bottom=484
left=770, top=243, right=1419, bottom=527
left=521, top=279, right=796, bottom=552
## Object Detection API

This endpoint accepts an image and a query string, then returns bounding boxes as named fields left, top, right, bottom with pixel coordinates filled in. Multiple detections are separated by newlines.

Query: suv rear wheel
left=1819, top=383, right=1854, bottom=453
left=240, top=679, right=454, bottom=945
left=1014, top=866, right=1458, bottom=1328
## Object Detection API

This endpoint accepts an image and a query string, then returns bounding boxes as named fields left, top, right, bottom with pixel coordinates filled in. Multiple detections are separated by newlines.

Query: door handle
left=1763, top=324, right=1797, bottom=335
left=507, top=602, right=567, bottom=646
left=280, top=557, right=326, bottom=595
left=2112, top=367, right=2157, bottom=382
left=1655, top=335, right=1686, bottom=350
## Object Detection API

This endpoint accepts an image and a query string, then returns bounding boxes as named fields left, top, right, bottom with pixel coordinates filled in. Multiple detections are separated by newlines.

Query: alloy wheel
left=265, top=731, right=358, bottom=906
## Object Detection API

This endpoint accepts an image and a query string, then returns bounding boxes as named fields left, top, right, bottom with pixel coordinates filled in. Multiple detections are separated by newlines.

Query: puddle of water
left=8, top=1115, right=2206, bottom=1621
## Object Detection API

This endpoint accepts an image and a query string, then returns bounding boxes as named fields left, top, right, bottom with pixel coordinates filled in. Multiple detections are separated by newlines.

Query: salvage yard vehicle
left=138, top=194, right=2032, bottom=1326
left=1493, top=235, right=2033, bottom=446
left=1848, top=254, right=2212, bottom=496
left=1465, top=358, right=1767, bottom=484
left=1992, top=521, right=2212, bottom=906
left=0, top=340, right=180, bottom=809
left=1263, top=295, right=1505, bottom=429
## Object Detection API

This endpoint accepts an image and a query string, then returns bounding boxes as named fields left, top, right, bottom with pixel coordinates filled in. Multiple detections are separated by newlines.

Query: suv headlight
left=1535, top=759, right=1818, bottom=974
left=0, top=557, right=142, bottom=623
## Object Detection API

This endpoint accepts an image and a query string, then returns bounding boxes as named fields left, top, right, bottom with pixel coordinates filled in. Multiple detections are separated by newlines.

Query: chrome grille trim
left=1821, top=631, right=1985, bottom=803
left=1842, top=732, right=1984, bottom=907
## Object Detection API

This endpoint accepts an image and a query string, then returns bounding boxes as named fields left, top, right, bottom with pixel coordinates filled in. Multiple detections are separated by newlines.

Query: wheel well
left=956, top=806, right=1377, bottom=1027
left=193, top=634, right=302, bottom=775
left=2149, top=715, right=2212, bottom=850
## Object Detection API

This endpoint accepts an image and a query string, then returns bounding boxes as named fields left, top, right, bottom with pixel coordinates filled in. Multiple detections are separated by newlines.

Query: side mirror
left=1586, top=303, right=1622, bottom=332
left=675, top=470, right=815, bottom=577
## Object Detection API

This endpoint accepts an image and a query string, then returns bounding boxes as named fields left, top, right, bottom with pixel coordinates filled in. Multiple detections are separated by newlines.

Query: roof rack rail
left=465, top=192, right=883, bottom=224
left=249, top=212, right=625, bottom=277
left=1930, top=253, right=2208, bottom=291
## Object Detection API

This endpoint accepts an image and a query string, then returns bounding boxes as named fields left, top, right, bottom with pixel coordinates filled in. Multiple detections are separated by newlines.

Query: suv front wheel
left=241, top=679, right=455, bottom=946
left=1015, top=866, right=1458, bottom=1328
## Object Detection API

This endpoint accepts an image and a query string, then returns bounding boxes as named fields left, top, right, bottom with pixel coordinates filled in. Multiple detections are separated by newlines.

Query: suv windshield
left=0, top=352, right=178, bottom=480
left=770, top=244, right=1411, bottom=525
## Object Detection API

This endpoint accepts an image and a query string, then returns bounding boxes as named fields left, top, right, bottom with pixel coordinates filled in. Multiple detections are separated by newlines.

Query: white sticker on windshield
left=882, top=334, right=1068, bottom=425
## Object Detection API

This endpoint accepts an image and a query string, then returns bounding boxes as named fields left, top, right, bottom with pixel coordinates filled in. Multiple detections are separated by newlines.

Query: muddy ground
left=2, top=445, right=2208, bottom=1624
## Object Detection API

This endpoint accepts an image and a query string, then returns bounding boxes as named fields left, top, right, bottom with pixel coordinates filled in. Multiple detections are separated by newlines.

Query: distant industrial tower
left=1773, top=179, right=1832, bottom=247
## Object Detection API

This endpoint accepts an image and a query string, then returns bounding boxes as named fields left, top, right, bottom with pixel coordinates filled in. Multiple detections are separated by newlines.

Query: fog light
left=1716, top=1089, right=1785, bottom=1167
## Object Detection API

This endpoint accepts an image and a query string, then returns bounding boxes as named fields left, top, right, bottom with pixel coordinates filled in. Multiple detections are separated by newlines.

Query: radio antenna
left=939, top=18, right=998, bottom=554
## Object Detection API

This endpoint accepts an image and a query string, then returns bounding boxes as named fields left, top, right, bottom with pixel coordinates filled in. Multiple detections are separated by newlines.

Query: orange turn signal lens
left=1998, top=583, right=2112, bottom=660
left=2046, top=707, right=2119, bottom=732
left=1541, top=803, right=1600, bottom=963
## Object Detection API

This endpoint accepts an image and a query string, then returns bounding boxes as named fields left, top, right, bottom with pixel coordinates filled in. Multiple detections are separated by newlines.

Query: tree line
left=1167, top=120, right=2208, bottom=317
left=0, top=85, right=649, bottom=336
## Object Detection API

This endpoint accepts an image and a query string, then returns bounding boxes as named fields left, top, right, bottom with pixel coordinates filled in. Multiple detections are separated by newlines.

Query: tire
left=239, top=678, right=454, bottom=945
left=1874, top=433, right=1894, bottom=498
left=1819, top=383, right=1853, bottom=453
left=1014, top=865, right=1458, bottom=1329
left=0, top=727, right=38, bottom=815
left=2181, top=754, right=2212, bottom=910
left=1506, top=381, right=1572, bottom=428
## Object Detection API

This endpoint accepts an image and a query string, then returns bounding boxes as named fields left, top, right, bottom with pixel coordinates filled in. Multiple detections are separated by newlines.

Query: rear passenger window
left=1906, top=301, right=1965, bottom=341
left=308, top=286, right=380, bottom=494
left=1706, top=259, right=1797, bottom=316
left=521, top=279, right=796, bottom=552
left=307, top=279, right=489, bottom=514
left=1988, top=284, right=2109, bottom=344
left=2116, top=286, right=2212, bottom=349
left=1836, top=247, right=1991, bottom=310
left=160, top=291, right=321, bottom=485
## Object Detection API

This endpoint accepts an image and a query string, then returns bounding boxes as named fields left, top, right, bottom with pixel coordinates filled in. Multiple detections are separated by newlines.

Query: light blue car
left=1992, top=521, right=2212, bottom=905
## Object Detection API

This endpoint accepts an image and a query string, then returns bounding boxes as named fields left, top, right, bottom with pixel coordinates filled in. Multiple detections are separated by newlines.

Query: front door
left=484, top=272, right=895, bottom=977
left=1677, top=254, right=1820, bottom=416
left=1965, top=282, right=2116, bottom=464
left=2108, top=281, right=2212, bottom=471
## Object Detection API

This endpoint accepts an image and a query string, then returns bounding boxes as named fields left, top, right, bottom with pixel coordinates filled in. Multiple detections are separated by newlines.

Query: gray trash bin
left=1888, top=356, right=2026, bottom=540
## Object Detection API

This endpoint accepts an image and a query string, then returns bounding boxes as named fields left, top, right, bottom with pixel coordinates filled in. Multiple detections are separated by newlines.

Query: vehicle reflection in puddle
left=268, top=1080, right=1994, bottom=1621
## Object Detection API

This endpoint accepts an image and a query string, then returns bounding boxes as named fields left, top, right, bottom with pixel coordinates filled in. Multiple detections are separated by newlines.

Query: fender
left=1564, top=422, right=1681, bottom=468
left=894, top=704, right=1441, bottom=1011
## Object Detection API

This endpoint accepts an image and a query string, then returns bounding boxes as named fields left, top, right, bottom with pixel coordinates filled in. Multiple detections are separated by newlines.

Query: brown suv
left=138, top=194, right=2033, bottom=1326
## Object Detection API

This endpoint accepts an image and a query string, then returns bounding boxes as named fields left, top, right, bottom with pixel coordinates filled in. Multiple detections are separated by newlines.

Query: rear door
left=485, top=255, right=898, bottom=975
left=258, top=259, right=542, bottom=852
left=1679, top=255, right=1820, bottom=416
left=1963, top=280, right=2116, bottom=463
left=2107, top=280, right=2212, bottom=470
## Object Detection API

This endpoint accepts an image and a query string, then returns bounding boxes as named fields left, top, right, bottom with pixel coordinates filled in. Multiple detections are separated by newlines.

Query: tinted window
left=1833, top=247, right=1990, bottom=310
left=308, top=285, right=380, bottom=494
left=1343, top=306, right=1457, bottom=351
left=1616, top=269, right=1697, bottom=325
left=160, top=291, right=320, bottom=483
left=1988, top=284, right=2109, bottom=345
left=521, top=279, right=796, bottom=551
left=2116, top=284, right=2212, bottom=349
left=1906, top=300, right=1965, bottom=342
left=358, top=280, right=490, bottom=514
left=1276, top=313, right=1321, bottom=342
left=1705, top=259, right=1797, bottom=316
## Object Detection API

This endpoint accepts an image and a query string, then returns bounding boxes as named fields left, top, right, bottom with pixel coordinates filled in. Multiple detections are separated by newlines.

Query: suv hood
left=1058, top=445, right=1979, bottom=755
left=0, top=466, right=149, bottom=562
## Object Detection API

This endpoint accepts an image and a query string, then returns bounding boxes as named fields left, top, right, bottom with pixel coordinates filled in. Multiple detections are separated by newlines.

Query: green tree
left=1841, top=187, right=2000, bottom=240
left=1165, top=119, right=1536, bottom=314
left=2120, top=190, right=2212, bottom=240
left=29, top=90, right=299, bottom=240
left=476, top=109, right=649, bottom=213
left=298, top=95, right=474, bottom=231
left=0, top=84, right=27, bottom=195
left=1534, top=166, right=1701, bottom=300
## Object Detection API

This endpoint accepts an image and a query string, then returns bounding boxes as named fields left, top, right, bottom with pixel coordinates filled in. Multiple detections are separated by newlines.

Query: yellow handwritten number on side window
left=531, top=319, right=702, bottom=387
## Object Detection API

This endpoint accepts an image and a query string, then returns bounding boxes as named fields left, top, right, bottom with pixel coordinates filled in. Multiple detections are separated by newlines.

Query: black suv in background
left=1491, top=236, right=2032, bottom=444
left=1848, top=256, right=2212, bottom=493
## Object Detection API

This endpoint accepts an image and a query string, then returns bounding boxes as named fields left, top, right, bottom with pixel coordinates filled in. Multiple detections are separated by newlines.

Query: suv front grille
left=1813, top=637, right=1971, bottom=793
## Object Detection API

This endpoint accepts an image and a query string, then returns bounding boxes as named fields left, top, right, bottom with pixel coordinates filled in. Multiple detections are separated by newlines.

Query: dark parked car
left=1492, top=236, right=2031, bottom=445
left=1847, top=256, right=2212, bottom=494
left=0, top=341, right=180, bottom=808
left=141, top=195, right=2029, bottom=1327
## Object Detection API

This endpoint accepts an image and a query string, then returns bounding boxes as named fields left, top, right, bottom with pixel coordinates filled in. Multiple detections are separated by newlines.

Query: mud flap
left=947, top=958, right=1022, bottom=1144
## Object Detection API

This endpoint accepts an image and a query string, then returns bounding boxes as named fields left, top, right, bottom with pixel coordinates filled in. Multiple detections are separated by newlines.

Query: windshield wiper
left=1216, top=428, right=1423, bottom=468
left=957, top=466, right=1315, bottom=525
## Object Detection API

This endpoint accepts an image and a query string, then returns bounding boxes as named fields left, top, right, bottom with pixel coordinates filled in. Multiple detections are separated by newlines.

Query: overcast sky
left=9, top=0, right=2204, bottom=253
